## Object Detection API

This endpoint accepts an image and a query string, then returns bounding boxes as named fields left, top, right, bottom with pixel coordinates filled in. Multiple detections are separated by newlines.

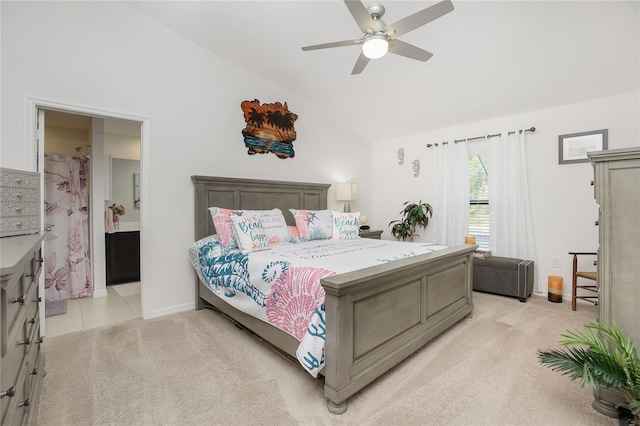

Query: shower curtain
left=44, top=154, right=93, bottom=301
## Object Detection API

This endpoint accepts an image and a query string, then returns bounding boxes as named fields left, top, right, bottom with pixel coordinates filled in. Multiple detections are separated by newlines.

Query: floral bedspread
left=190, top=237, right=446, bottom=377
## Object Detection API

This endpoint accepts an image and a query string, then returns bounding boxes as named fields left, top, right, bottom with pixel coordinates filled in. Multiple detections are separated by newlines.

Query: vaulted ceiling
left=129, top=1, right=639, bottom=142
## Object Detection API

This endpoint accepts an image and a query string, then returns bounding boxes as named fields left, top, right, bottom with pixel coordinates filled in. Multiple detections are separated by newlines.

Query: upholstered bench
left=473, top=256, right=534, bottom=302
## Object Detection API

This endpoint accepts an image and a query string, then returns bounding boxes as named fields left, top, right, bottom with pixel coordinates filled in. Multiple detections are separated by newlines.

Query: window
left=469, top=154, right=490, bottom=250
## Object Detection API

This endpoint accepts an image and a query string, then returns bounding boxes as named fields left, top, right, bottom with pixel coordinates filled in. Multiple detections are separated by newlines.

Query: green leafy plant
left=388, top=201, right=433, bottom=242
left=538, top=322, right=640, bottom=424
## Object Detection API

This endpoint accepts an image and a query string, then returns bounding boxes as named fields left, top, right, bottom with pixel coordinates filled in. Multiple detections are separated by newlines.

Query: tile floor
left=44, top=283, right=141, bottom=338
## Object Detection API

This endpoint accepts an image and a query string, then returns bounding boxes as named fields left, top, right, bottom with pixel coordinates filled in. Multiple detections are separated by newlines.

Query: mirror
left=111, top=159, right=140, bottom=222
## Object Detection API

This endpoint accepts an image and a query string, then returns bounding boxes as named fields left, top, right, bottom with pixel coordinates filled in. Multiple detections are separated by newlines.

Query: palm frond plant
left=538, top=322, right=640, bottom=424
left=388, top=201, right=433, bottom=242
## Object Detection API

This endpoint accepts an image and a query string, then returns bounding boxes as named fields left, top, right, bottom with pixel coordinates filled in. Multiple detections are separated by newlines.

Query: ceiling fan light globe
left=362, top=35, right=388, bottom=59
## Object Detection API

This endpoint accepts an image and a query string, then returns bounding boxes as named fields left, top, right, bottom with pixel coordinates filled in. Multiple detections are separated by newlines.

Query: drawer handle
left=15, top=206, right=22, bottom=212
left=18, top=338, right=31, bottom=346
left=34, top=296, right=42, bottom=303
left=594, top=220, right=599, bottom=226
left=0, top=386, right=15, bottom=398
left=15, top=193, right=22, bottom=199
left=590, top=180, right=594, bottom=186
left=30, top=368, right=38, bottom=375
left=15, top=222, right=23, bottom=228
left=18, top=398, right=30, bottom=408
left=594, top=260, right=598, bottom=266
left=36, top=337, right=44, bottom=344
left=10, top=294, right=25, bottom=304
left=28, top=318, right=36, bottom=325
left=16, top=177, right=22, bottom=183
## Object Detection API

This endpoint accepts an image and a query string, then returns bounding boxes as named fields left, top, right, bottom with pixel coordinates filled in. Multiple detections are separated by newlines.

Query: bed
left=191, top=175, right=475, bottom=414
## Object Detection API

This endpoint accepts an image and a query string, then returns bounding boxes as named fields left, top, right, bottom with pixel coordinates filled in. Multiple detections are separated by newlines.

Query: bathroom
left=42, top=110, right=141, bottom=336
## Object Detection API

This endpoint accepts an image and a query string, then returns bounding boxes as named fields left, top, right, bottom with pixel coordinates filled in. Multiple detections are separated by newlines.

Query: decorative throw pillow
left=229, top=215, right=270, bottom=254
left=258, top=211, right=298, bottom=246
left=289, top=209, right=333, bottom=241
left=331, top=211, right=360, bottom=240
left=209, top=207, right=279, bottom=253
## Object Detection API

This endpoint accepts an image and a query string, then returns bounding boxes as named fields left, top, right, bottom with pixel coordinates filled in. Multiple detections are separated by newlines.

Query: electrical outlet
left=551, top=258, right=561, bottom=268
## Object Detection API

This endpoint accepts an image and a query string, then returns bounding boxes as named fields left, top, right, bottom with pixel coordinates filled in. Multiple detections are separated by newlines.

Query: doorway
left=32, top=103, right=147, bottom=337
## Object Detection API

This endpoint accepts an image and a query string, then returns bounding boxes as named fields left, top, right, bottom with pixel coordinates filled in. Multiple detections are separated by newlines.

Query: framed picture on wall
left=558, top=129, right=608, bottom=164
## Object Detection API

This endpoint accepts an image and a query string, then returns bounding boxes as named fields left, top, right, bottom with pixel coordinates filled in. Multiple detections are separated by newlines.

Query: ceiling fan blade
left=344, top=0, right=378, bottom=34
left=302, top=39, right=362, bottom=51
left=385, top=0, right=454, bottom=38
left=351, top=52, right=370, bottom=75
left=388, top=40, right=433, bottom=62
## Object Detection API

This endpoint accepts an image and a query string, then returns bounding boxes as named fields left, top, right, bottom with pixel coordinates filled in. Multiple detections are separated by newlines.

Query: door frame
left=26, top=96, right=151, bottom=321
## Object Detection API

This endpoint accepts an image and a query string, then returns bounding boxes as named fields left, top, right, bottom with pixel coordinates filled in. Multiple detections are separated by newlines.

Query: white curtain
left=433, top=140, right=469, bottom=246
left=487, top=130, right=539, bottom=291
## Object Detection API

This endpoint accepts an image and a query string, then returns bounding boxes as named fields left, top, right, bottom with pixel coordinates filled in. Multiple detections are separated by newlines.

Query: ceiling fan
left=301, top=0, right=454, bottom=75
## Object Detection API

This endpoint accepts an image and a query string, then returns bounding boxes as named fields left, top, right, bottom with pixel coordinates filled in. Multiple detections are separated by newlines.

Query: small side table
left=359, top=230, right=383, bottom=239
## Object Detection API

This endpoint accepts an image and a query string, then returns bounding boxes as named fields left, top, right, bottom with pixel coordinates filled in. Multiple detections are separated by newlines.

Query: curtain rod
left=426, top=126, right=536, bottom=148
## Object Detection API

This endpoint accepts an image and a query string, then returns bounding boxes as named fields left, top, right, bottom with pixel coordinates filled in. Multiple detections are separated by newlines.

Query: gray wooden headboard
left=191, top=175, right=330, bottom=241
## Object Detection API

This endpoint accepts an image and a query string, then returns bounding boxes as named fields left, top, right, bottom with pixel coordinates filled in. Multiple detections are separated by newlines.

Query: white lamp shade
left=335, top=182, right=359, bottom=201
left=362, top=35, right=388, bottom=59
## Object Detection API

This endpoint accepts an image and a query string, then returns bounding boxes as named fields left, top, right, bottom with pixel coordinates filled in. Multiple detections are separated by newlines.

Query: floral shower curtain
left=44, top=154, right=93, bottom=300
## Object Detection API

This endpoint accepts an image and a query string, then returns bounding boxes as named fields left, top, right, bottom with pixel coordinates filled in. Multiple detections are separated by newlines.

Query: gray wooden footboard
left=191, top=175, right=474, bottom=414
left=321, top=245, right=474, bottom=413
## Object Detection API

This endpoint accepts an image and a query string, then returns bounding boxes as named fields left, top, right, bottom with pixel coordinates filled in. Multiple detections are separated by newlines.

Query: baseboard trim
left=143, top=302, right=194, bottom=320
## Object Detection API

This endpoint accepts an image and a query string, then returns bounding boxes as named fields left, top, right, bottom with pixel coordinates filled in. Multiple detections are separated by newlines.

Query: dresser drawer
left=0, top=169, right=39, bottom=190
left=0, top=201, right=39, bottom=218
left=25, top=280, right=40, bottom=339
left=1, top=270, right=27, bottom=356
left=0, top=215, right=40, bottom=237
left=26, top=319, right=42, bottom=385
left=0, top=189, right=39, bottom=205
left=1, top=329, right=27, bottom=420
left=0, top=358, right=28, bottom=426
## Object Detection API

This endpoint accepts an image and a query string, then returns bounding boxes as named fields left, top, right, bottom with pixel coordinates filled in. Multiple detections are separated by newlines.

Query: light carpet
left=36, top=292, right=617, bottom=426
left=111, top=282, right=141, bottom=297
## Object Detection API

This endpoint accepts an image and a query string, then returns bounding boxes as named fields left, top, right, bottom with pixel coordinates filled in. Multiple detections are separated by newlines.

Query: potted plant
left=388, top=200, right=433, bottom=241
left=538, top=322, right=640, bottom=425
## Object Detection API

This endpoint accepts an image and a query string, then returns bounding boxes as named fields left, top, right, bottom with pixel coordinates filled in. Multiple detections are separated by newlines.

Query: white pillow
left=209, top=207, right=280, bottom=253
left=230, top=215, right=270, bottom=254
left=331, top=211, right=360, bottom=240
left=258, top=211, right=298, bottom=246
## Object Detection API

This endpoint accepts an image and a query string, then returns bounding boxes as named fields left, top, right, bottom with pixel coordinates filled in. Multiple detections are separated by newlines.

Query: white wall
left=1, top=1, right=372, bottom=318
left=372, top=90, right=640, bottom=300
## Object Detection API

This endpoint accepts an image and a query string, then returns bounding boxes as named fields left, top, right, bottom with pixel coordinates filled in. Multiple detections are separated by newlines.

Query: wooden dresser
left=588, top=147, right=640, bottom=417
left=0, top=234, right=45, bottom=425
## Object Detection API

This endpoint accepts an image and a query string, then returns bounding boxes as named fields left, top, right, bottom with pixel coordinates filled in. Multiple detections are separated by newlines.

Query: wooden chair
left=569, top=252, right=598, bottom=311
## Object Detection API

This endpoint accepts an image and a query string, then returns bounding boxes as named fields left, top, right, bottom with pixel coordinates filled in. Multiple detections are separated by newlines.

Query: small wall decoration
left=558, top=129, right=608, bottom=164
left=241, top=99, right=298, bottom=159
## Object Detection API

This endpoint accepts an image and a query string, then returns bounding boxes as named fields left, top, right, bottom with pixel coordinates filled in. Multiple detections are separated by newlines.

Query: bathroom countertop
left=111, top=221, right=140, bottom=233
